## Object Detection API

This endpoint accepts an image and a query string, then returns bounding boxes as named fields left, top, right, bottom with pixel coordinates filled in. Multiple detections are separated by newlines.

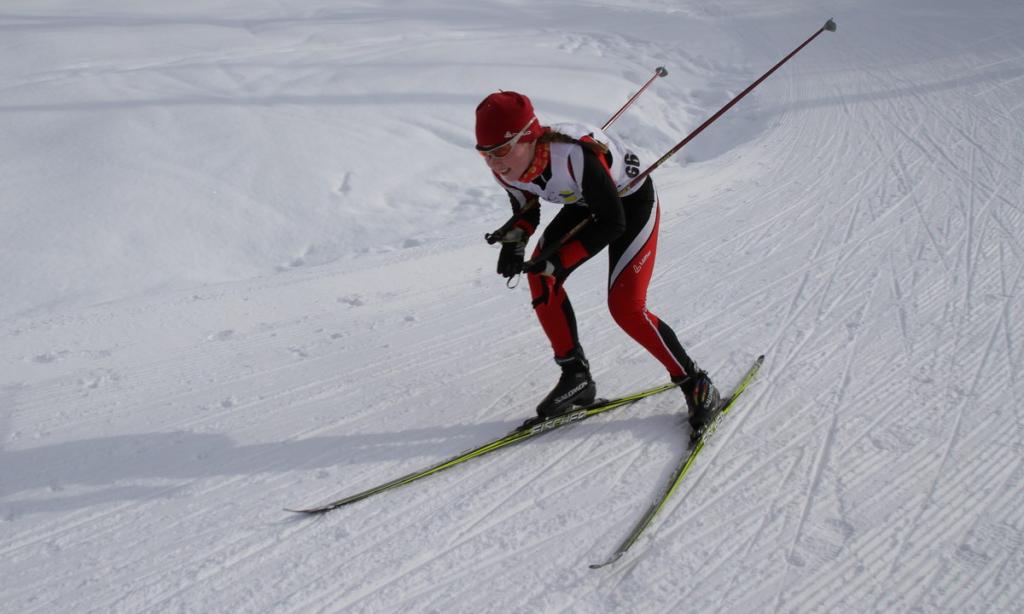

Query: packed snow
left=2, top=0, right=1024, bottom=612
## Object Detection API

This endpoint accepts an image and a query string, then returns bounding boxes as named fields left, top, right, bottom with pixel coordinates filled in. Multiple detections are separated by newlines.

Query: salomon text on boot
left=535, top=349, right=597, bottom=421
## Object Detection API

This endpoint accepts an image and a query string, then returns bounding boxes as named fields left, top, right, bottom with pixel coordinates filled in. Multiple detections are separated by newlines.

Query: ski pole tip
left=656, top=66, right=668, bottom=77
left=825, top=18, right=837, bottom=32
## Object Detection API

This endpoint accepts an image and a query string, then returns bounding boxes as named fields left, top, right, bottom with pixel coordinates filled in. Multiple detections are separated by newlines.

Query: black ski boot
left=535, top=349, right=597, bottom=420
left=674, top=370, right=722, bottom=445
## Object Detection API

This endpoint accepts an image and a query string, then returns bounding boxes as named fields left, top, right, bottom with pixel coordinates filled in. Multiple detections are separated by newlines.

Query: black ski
left=590, top=354, right=765, bottom=569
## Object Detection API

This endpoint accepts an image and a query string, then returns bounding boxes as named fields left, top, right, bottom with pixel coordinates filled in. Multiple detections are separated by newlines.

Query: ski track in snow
left=3, top=1, right=1024, bottom=612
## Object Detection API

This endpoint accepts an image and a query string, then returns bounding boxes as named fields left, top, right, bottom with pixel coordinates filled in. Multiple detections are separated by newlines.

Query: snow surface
left=3, top=0, right=1024, bottom=612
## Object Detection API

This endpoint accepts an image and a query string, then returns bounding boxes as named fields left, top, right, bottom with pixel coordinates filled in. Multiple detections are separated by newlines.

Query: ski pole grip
left=485, top=197, right=540, bottom=244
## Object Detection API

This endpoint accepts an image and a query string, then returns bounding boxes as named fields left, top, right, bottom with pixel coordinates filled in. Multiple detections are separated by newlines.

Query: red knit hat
left=475, top=91, right=542, bottom=150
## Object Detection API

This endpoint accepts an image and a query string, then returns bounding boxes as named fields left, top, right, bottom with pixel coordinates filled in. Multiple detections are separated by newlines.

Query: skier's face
left=482, top=140, right=536, bottom=180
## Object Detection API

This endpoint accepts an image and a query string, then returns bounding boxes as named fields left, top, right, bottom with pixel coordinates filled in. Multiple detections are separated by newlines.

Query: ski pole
left=485, top=66, right=669, bottom=245
left=602, top=66, right=668, bottom=131
left=522, top=18, right=837, bottom=273
left=620, top=18, right=837, bottom=193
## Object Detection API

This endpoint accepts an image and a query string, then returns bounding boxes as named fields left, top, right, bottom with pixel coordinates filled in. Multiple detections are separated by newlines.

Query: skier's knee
left=608, top=299, right=644, bottom=326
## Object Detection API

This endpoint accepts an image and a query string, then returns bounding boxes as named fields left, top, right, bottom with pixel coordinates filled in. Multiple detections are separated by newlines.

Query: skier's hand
left=524, top=255, right=569, bottom=295
left=496, top=228, right=527, bottom=279
left=522, top=258, right=556, bottom=277
left=525, top=252, right=569, bottom=282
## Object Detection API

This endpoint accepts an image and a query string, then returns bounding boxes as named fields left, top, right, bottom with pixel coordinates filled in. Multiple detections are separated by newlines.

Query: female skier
left=475, top=90, right=721, bottom=441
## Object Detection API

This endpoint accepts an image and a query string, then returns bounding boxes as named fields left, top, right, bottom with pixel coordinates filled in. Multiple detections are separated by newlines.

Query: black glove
left=524, top=253, right=573, bottom=296
left=522, top=257, right=557, bottom=276
left=496, top=228, right=527, bottom=279
left=523, top=254, right=569, bottom=294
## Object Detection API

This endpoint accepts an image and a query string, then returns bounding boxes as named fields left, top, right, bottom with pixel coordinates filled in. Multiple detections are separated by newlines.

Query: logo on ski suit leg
left=632, top=250, right=651, bottom=274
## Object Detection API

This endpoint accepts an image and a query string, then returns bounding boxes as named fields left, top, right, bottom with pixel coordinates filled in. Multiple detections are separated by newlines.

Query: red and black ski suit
left=495, top=126, right=697, bottom=380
